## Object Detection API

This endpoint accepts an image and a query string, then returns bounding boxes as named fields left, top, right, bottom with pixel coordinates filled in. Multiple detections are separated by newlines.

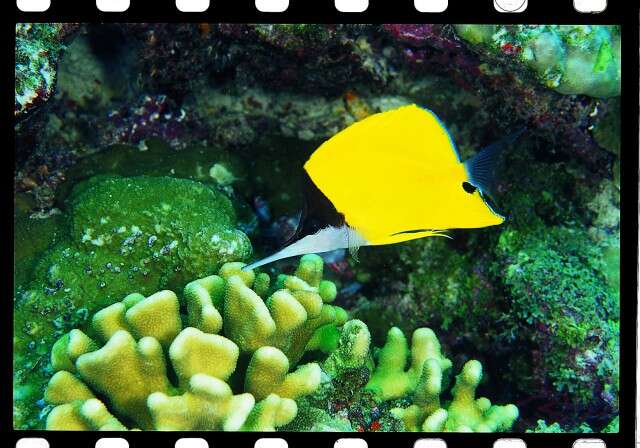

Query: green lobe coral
left=392, top=359, right=518, bottom=432
left=43, top=255, right=345, bottom=431
left=365, top=327, right=517, bottom=432
left=14, top=175, right=251, bottom=428
left=293, top=318, right=518, bottom=433
left=366, top=327, right=452, bottom=401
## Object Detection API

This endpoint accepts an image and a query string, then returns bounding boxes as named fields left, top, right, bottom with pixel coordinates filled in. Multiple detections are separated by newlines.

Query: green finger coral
left=291, top=320, right=519, bottom=433
left=43, top=255, right=345, bottom=431
left=391, top=359, right=519, bottom=432
left=365, top=327, right=452, bottom=401
left=365, top=326, right=517, bottom=432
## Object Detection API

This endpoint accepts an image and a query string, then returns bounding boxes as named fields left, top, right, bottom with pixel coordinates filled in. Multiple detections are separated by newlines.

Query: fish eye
left=462, top=182, right=477, bottom=194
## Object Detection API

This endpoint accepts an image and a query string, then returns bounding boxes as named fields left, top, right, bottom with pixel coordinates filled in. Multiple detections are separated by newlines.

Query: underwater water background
left=14, top=24, right=620, bottom=433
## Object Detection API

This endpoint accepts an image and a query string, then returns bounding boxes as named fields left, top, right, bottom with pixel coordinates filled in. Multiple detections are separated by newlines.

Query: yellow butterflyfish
left=244, top=104, right=523, bottom=271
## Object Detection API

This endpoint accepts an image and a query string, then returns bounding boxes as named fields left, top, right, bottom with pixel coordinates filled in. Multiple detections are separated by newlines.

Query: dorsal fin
left=464, top=128, right=526, bottom=198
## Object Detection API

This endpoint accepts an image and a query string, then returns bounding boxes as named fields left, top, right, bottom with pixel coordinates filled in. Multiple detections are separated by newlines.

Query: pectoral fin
left=464, top=128, right=526, bottom=199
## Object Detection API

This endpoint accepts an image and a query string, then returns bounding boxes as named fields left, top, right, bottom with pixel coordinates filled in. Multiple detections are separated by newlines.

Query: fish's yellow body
left=243, top=104, right=511, bottom=271
left=304, top=104, right=504, bottom=246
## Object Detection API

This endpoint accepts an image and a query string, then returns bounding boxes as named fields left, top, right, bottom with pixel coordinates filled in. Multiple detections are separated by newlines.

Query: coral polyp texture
left=44, top=255, right=344, bottom=430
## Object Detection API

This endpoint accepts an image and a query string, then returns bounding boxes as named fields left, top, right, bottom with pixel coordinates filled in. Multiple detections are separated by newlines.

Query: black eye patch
left=462, top=182, right=477, bottom=194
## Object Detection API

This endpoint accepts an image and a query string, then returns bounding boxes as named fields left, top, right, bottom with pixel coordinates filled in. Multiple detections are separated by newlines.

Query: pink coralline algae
left=101, top=95, right=203, bottom=149
left=382, top=24, right=461, bottom=51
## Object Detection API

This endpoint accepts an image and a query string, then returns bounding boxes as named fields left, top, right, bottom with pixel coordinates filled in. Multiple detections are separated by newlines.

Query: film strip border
left=17, top=0, right=608, bottom=14
left=12, top=0, right=628, bottom=23
left=8, top=431, right=628, bottom=448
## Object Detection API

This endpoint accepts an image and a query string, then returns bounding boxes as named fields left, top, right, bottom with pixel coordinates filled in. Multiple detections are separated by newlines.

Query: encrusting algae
left=43, top=255, right=518, bottom=432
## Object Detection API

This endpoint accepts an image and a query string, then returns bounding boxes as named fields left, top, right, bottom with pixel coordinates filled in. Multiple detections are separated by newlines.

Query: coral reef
left=383, top=24, right=462, bottom=51
left=348, top=115, right=620, bottom=430
left=455, top=25, right=621, bottom=98
left=113, top=24, right=390, bottom=99
left=16, top=138, right=250, bottom=215
left=215, top=24, right=392, bottom=95
left=351, top=225, right=618, bottom=430
left=57, top=140, right=247, bottom=192
left=123, top=24, right=229, bottom=100
left=15, top=24, right=617, bottom=206
left=526, top=416, right=617, bottom=433
left=383, top=24, right=613, bottom=171
left=392, top=359, right=518, bottom=432
left=14, top=175, right=251, bottom=428
left=55, top=30, right=134, bottom=109
left=187, top=85, right=412, bottom=149
left=13, top=23, right=620, bottom=434
left=527, top=419, right=594, bottom=433
left=43, top=255, right=345, bottom=430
